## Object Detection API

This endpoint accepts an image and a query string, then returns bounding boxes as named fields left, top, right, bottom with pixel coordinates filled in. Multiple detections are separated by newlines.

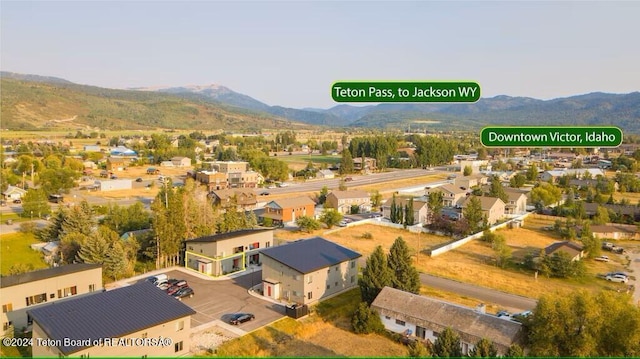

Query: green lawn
left=0, top=232, right=48, bottom=275
left=277, top=154, right=342, bottom=165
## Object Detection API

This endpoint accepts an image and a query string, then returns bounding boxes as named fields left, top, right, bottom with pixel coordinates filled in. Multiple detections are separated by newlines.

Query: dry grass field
left=613, top=191, right=640, bottom=204
left=278, top=215, right=631, bottom=300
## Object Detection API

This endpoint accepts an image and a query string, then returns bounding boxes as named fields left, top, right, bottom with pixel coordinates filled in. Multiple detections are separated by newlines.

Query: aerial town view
left=1, top=1, right=640, bottom=358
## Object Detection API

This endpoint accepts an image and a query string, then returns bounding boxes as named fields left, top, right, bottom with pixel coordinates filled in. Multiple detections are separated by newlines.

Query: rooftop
left=260, top=237, right=361, bottom=274
left=187, top=228, right=273, bottom=243
left=266, top=196, right=316, bottom=209
left=371, top=286, right=522, bottom=349
left=0, top=263, right=102, bottom=288
left=28, top=281, right=195, bottom=355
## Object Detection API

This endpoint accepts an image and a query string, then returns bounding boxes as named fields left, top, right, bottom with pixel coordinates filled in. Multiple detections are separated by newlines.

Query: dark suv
left=229, top=313, right=255, bottom=325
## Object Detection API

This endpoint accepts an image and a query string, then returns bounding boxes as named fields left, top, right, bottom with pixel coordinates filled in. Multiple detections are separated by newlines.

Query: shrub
left=361, top=232, right=373, bottom=239
left=351, top=302, right=384, bottom=334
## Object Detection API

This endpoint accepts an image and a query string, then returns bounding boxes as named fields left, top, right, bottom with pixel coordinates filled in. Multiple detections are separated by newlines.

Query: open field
left=613, top=191, right=640, bottom=204
left=0, top=232, right=48, bottom=275
left=275, top=224, right=450, bottom=255
left=214, top=289, right=407, bottom=357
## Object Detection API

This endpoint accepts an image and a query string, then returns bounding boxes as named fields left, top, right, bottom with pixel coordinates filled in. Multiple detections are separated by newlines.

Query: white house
left=371, top=287, right=524, bottom=356
left=2, top=186, right=27, bottom=201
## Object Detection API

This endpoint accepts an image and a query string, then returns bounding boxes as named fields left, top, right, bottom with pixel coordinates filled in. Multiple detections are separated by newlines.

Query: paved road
left=265, top=168, right=446, bottom=195
left=420, top=273, right=537, bottom=313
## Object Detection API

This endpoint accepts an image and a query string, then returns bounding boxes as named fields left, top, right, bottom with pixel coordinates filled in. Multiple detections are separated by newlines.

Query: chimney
left=476, top=303, right=486, bottom=314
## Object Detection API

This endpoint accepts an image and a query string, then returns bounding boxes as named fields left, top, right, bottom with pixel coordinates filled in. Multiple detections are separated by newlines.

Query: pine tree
left=469, top=338, right=498, bottom=357
left=388, top=237, right=420, bottom=294
left=463, top=196, right=484, bottom=234
left=61, top=200, right=95, bottom=238
left=432, top=327, right=462, bottom=357
left=404, top=197, right=415, bottom=226
left=339, top=148, right=354, bottom=175
left=505, top=344, right=524, bottom=357
left=427, top=191, right=444, bottom=223
left=351, top=302, right=385, bottom=334
left=36, top=207, right=66, bottom=242
left=359, top=246, right=393, bottom=304
left=489, top=176, right=508, bottom=203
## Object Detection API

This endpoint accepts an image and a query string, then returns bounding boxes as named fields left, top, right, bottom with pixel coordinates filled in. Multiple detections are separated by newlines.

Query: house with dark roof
left=371, top=286, right=524, bottom=356
left=209, top=188, right=258, bottom=211
left=1, top=263, right=102, bottom=336
left=260, top=196, right=316, bottom=226
left=544, top=241, right=585, bottom=261
left=259, top=237, right=361, bottom=305
left=325, top=190, right=371, bottom=214
left=29, top=281, right=195, bottom=357
left=185, top=228, right=274, bottom=277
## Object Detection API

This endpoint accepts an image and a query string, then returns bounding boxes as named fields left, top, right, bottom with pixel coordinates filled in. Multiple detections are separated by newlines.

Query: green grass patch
left=0, top=232, right=48, bottom=275
left=216, top=317, right=302, bottom=356
left=277, top=154, right=341, bottom=165
left=313, top=288, right=361, bottom=328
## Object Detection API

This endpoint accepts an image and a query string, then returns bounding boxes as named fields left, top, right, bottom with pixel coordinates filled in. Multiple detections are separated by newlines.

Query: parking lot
left=138, top=269, right=285, bottom=332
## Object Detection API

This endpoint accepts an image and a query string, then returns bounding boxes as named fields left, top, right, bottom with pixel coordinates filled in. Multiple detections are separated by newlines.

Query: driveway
left=134, top=269, right=284, bottom=332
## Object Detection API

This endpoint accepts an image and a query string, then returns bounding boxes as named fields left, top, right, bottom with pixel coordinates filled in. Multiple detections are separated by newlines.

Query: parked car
left=606, top=274, right=629, bottom=283
left=110, top=175, right=118, bottom=179
left=13, top=199, right=22, bottom=204
left=338, top=221, right=348, bottom=227
left=229, top=313, right=255, bottom=325
left=166, top=280, right=188, bottom=295
left=49, top=194, right=64, bottom=203
left=136, top=177, right=143, bottom=182
left=267, top=185, right=277, bottom=189
left=344, top=177, right=353, bottom=182
left=260, top=191, right=270, bottom=196
left=602, top=242, right=614, bottom=251
left=172, top=287, right=194, bottom=300
left=145, top=274, right=168, bottom=286
left=594, top=255, right=610, bottom=262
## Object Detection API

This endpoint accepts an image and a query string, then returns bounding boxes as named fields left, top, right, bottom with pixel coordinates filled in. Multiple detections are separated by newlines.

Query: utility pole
left=31, top=162, right=35, bottom=185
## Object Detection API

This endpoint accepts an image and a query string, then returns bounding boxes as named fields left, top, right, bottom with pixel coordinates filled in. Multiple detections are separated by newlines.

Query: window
left=335, top=266, right=339, bottom=272
left=26, top=293, right=47, bottom=306
left=188, top=246, right=194, bottom=250
left=395, top=319, right=406, bottom=326
left=50, top=293, right=55, bottom=299
left=334, top=281, right=338, bottom=287
left=80, top=354, right=89, bottom=358
left=351, top=260, right=356, bottom=269
left=89, top=284, right=96, bottom=292
left=433, top=331, right=440, bottom=338
left=176, top=321, right=184, bottom=331
left=266, top=242, right=271, bottom=248
left=174, top=341, right=183, bottom=352
left=326, top=284, right=330, bottom=290
left=307, top=275, right=312, bottom=284
left=293, top=274, right=301, bottom=281
left=58, top=286, right=78, bottom=298
left=249, top=242, right=260, bottom=250
left=307, top=291, right=312, bottom=300
left=350, top=275, right=355, bottom=283
left=2, top=304, right=12, bottom=313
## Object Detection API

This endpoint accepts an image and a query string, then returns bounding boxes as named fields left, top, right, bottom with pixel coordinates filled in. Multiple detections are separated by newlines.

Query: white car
left=606, top=274, right=628, bottom=283
left=594, top=255, right=610, bottom=262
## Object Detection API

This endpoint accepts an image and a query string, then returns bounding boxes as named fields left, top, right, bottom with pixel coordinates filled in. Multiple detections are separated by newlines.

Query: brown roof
left=382, top=197, right=428, bottom=212
left=591, top=223, right=637, bottom=234
left=268, top=196, right=316, bottom=209
left=327, top=190, right=370, bottom=200
left=371, top=287, right=523, bottom=351
left=433, top=184, right=466, bottom=195
left=461, top=196, right=505, bottom=211
left=544, top=241, right=584, bottom=257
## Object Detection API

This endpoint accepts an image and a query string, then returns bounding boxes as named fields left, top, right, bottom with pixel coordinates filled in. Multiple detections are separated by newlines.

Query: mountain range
left=2, top=71, right=640, bottom=133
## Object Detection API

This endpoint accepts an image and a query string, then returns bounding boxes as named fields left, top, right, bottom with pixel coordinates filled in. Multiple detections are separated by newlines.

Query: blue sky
left=2, top=1, right=639, bottom=108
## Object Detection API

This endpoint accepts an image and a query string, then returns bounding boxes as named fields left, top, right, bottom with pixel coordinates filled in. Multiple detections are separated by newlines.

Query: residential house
left=544, top=241, right=585, bottom=261
left=371, top=286, right=524, bottom=356
left=425, top=184, right=466, bottom=207
left=106, top=157, right=129, bottom=172
left=185, top=229, right=274, bottom=277
left=591, top=224, right=640, bottom=240
left=316, top=169, right=335, bottom=179
left=171, top=156, right=191, bottom=168
left=260, top=237, right=361, bottom=305
left=454, top=174, right=488, bottom=190
left=353, top=157, right=377, bottom=172
left=210, top=161, right=249, bottom=173
left=2, top=185, right=27, bottom=201
left=325, top=190, right=371, bottom=214
left=209, top=188, right=258, bottom=211
left=1, top=263, right=103, bottom=336
left=540, top=168, right=605, bottom=183
left=261, top=197, right=316, bottom=226
left=29, top=281, right=194, bottom=357
left=461, top=196, right=506, bottom=225
left=504, top=190, right=528, bottom=215
left=381, top=196, right=429, bottom=225
left=160, top=160, right=175, bottom=167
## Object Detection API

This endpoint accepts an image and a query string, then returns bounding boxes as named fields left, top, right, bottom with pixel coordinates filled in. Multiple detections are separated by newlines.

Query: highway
left=420, top=273, right=538, bottom=313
